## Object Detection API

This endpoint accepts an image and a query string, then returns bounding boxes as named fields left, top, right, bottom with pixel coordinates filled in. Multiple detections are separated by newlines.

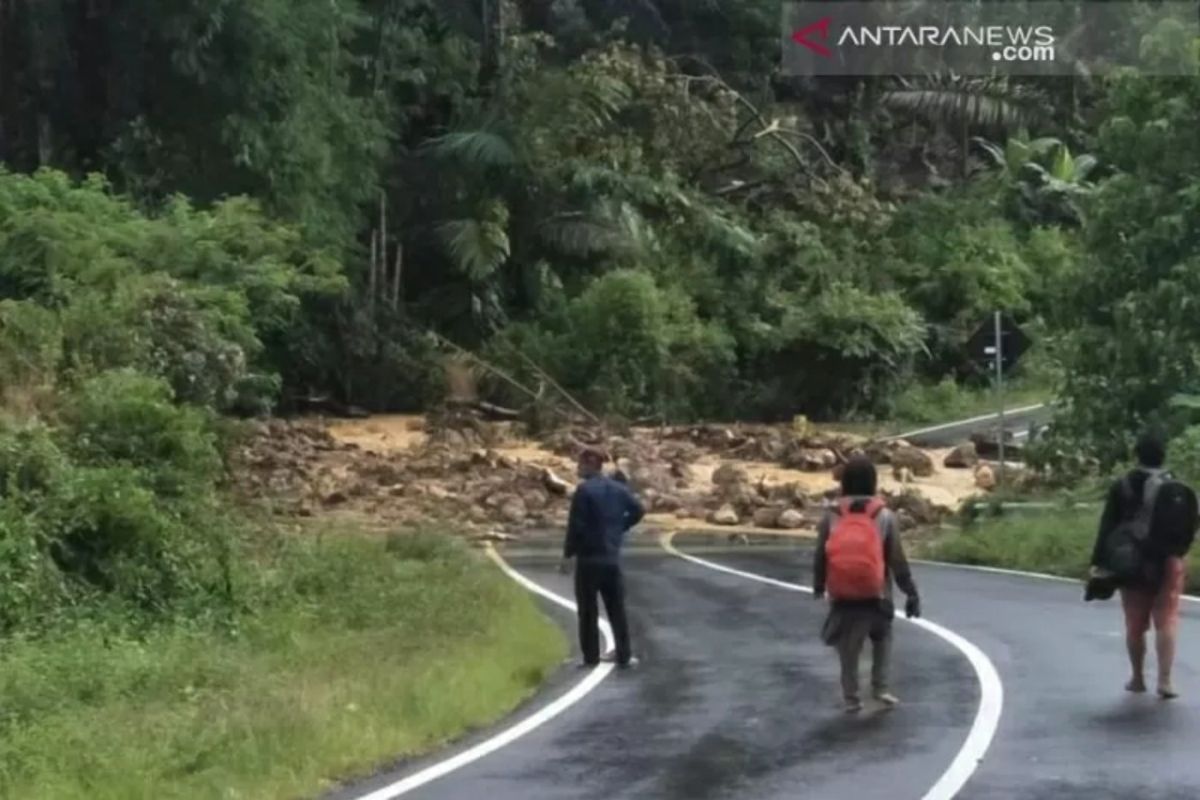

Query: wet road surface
left=332, top=536, right=1200, bottom=800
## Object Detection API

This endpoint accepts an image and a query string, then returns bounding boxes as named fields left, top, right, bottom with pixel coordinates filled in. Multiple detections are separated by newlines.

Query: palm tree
left=883, top=74, right=1044, bottom=178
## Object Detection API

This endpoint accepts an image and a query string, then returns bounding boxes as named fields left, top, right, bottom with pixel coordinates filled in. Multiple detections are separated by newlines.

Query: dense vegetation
left=1, top=0, right=1198, bottom=793
left=1, top=0, right=1097, bottom=422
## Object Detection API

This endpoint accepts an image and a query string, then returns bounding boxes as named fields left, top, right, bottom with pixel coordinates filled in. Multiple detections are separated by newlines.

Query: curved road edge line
left=662, top=532, right=1004, bottom=800
left=350, top=547, right=615, bottom=800
left=912, top=559, right=1200, bottom=605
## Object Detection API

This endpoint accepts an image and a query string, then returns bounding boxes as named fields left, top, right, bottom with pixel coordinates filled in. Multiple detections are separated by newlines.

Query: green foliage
left=65, top=371, right=221, bottom=497
left=1047, top=73, right=1200, bottom=466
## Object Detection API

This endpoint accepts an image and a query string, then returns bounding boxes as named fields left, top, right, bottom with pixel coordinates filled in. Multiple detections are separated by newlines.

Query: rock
left=427, top=485, right=452, bottom=500
left=523, top=488, right=550, bottom=511
left=476, top=530, right=517, bottom=543
left=624, top=459, right=675, bottom=495
left=892, top=465, right=915, bottom=483
left=542, top=468, right=571, bottom=496
left=975, top=464, right=997, bottom=491
left=728, top=533, right=751, bottom=545
left=783, top=446, right=838, bottom=472
left=498, top=497, right=528, bottom=524
left=322, top=490, right=348, bottom=507
left=753, top=506, right=783, bottom=528
left=778, top=509, right=806, bottom=529
left=891, top=446, right=935, bottom=477
left=652, top=494, right=683, bottom=513
left=709, top=504, right=740, bottom=526
left=484, top=492, right=515, bottom=509
left=712, top=463, right=749, bottom=488
left=944, top=442, right=979, bottom=469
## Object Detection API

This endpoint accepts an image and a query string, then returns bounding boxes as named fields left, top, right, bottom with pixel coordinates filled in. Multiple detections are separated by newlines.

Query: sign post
left=994, top=311, right=1005, bottom=486
left=968, top=313, right=1030, bottom=484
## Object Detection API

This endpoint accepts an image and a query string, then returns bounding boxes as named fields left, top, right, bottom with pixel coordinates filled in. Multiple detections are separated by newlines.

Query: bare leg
left=1126, top=633, right=1148, bottom=692
left=1121, top=589, right=1150, bottom=692
left=1156, top=628, right=1177, bottom=698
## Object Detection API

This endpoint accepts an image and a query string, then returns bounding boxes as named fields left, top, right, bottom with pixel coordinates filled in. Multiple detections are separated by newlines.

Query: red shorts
left=1121, top=557, right=1187, bottom=637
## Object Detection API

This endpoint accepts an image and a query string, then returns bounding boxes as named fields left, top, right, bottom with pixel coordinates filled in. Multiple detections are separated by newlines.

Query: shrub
left=64, top=370, right=221, bottom=497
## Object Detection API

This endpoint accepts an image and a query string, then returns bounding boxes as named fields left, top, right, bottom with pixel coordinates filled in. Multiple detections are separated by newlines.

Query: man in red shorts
left=1091, top=432, right=1194, bottom=699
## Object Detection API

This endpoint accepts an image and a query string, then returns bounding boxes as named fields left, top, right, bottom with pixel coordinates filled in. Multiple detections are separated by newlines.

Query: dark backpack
left=1148, top=479, right=1199, bottom=559
left=1104, top=473, right=1164, bottom=585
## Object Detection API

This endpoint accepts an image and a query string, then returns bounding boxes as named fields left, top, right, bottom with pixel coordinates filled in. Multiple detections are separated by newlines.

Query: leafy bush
left=65, top=370, right=221, bottom=498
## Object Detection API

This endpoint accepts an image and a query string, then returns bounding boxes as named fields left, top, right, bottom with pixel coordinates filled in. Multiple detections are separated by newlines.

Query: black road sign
left=966, top=314, right=1031, bottom=373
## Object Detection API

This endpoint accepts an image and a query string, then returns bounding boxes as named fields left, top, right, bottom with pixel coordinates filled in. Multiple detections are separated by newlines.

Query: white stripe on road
left=663, top=533, right=1004, bottom=800
left=913, top=558, right=1200, bottom=605
left=350, top=548, right=614, bottom=800
left=887, top=404, right=1046, bottom=441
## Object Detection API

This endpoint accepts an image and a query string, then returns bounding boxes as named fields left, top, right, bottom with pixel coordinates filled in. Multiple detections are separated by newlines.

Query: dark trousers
left=575, top=561, right=632, bottom=665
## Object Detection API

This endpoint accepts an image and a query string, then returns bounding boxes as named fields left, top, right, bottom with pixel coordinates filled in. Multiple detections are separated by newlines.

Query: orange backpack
left=826, top=498, right=887, bottom=601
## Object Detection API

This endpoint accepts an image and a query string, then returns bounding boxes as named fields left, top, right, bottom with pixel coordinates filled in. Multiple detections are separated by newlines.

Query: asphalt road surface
left=330, top=534, right=1200, bottom=800
left=889, top=405, right=1052, bottom=449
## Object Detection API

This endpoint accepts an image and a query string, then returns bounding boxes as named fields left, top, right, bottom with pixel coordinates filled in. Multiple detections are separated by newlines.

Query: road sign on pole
left=967, top=314, right=1030, bottom=374
left=967, top=314, right=1031, bottom=488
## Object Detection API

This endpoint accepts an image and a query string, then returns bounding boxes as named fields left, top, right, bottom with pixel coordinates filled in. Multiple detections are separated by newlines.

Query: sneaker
left=1126, top=678, right=1148, bottom=694
left=1158, top=684, right=1179, bottom=700
left=844, top=698, right=864, bottom=714
left=617, top=657, right=640, bottom=670
left=874, top=692, right=901, bottom=707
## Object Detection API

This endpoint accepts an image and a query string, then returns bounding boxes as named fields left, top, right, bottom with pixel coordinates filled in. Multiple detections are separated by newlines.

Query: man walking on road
left=814, top=456, right=921, bottom=712
left=1091, top=432, right=1198, bottom=699
left=561, top=448, right=645, bottom=669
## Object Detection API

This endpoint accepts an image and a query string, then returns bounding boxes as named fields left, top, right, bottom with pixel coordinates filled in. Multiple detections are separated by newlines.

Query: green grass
left=923, top=509, right=1096, bottom=579
left=924, top=508, right=1200, bottom=593
left=0, top=532, right=566, bottom=800
left=890, top=376, right=1051, bottom=429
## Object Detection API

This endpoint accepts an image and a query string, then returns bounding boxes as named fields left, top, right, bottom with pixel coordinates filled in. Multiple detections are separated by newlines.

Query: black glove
left=905, top=595, right=922, bottom=619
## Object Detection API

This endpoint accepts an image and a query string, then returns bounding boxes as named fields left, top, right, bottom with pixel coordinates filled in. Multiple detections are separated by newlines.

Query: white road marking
left=914, top=559, right=1200, bottom=604
left=350, top=548, right=614, bottom=800
left=663, top=534, right=1004, bottom=800
left=887, top=404, right=1045, bottom=441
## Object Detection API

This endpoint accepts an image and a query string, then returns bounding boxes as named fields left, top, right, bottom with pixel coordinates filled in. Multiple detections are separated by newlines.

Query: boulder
left=523, top=488, right=550, bottom=511
left=891, top=446, right=935, bottom=477
left=784, top=447, right=838, bottom=472
left=753, top=506, right=783, bottom=528
left=944, top=442, right=979, bottom=469
left=709, top=504, right=740, bottom=526
left=975, top=464, right=997, bottom=491
left=542, top=468, right=571, bottom=496
left=652, top=494, right=683, bottom=513
left=712, top=462, right=749, bottom=487
left=498, top=497, right=528, bottom=524
left=778, top=509, right=806, bottom=529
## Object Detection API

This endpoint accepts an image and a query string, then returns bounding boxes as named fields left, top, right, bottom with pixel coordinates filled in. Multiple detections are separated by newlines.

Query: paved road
left=329, top=534, right=1200, bottom=800
left=889, top=405, right=1052, bottom=449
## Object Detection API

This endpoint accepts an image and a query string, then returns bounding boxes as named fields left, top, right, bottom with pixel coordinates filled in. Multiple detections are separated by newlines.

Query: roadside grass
left=924, top=507, right=1200, bottom=594
left=0, top=531, right=566, bottom=800
left=889, top=377, right=1052, bottom=429
left=923, top=509, right=1095, bottom=579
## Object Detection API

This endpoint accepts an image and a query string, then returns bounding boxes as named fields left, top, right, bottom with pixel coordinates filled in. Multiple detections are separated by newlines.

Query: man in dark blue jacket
left=561, top=448, right=645, bottom=668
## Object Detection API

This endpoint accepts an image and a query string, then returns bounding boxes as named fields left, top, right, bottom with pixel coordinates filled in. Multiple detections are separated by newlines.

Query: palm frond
left=423, top=131, right=516, bottom=168
left=438, top=218, right=511, bottom=281
left=538, top=213, right=630, bottom=258
left=883, top=77, right=1042, bottom=130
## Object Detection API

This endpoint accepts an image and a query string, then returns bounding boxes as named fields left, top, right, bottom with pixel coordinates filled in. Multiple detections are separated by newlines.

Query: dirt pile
left=232, top=416, right=575, bottom=534
left=234, top=414, right=978, bottom=538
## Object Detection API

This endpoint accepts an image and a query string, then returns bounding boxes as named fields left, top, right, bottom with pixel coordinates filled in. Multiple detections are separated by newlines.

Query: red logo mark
left=792, top=17, right=833, bottom=57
